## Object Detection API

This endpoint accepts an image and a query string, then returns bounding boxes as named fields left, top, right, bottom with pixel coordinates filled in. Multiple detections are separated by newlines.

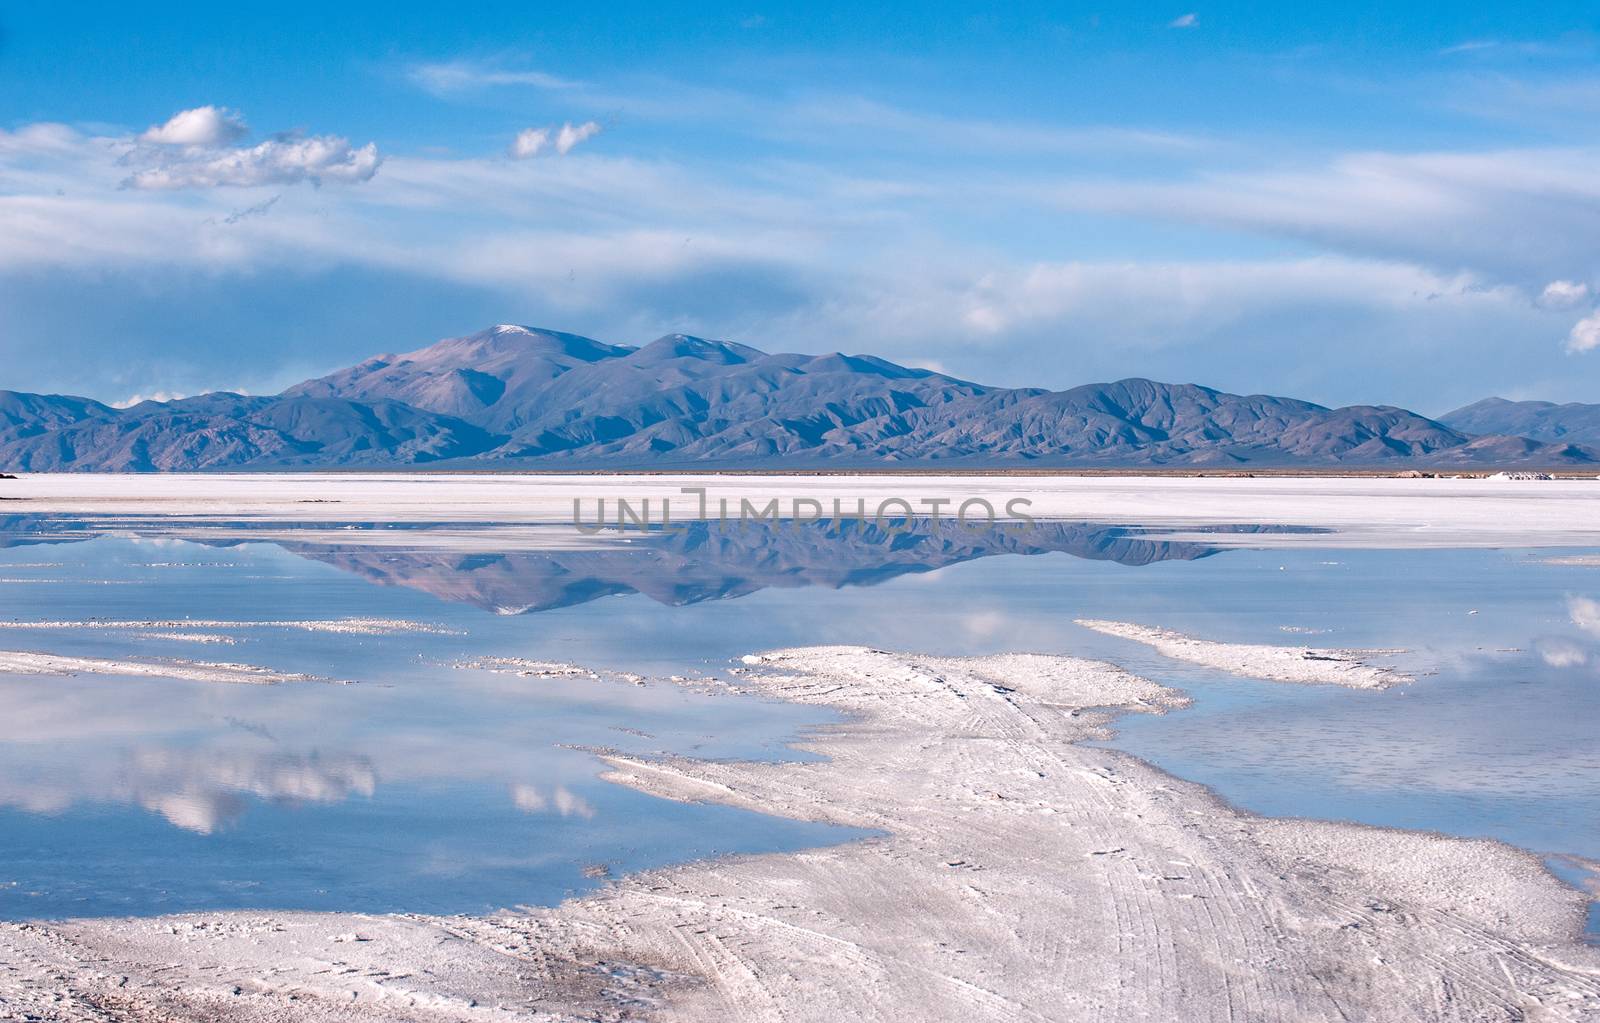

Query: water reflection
left=0, top=514, right=1317, bottom=614
left=1105, top=641, right=1600, bottom=866
left=0, top=744, right=376, bottom=834
left=276, top=519, right=1258, bottom=614
left=2, top=516, right=1596, bottom=926
left=0, top=558, right=869, bottom=917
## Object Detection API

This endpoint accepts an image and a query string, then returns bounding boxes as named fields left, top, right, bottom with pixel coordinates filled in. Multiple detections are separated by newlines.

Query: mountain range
left=1, top=324, right=1595, bottom=471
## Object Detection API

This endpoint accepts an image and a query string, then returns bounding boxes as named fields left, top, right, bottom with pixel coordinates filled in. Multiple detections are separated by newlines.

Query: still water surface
left=1, top=516, right=1596, bottom=921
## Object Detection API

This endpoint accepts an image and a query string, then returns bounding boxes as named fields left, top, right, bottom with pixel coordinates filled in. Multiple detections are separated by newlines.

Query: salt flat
left=0, top=650, right=332, bottom=685
left=1075, top=620, right=1413, bottom=688
left=8, top=472, right=1600, bottom=549
left=3, top=644, right=1597, bottom=1022
left=5, top=475, right=1600, bottom=1021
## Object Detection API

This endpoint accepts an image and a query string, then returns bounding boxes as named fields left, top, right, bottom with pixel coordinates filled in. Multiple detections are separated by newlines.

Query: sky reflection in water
left=0, top=515, right=1597, bottom=920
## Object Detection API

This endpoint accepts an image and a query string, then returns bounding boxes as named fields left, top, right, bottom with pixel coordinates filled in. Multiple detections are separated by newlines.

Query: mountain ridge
left=1440, top=397, right=1600, bottom=447
left=1, top=324, right=1594, bottom=471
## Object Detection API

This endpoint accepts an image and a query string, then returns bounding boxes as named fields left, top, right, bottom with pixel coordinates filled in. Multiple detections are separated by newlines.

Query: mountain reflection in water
left=0, top=515, right=1318, bottom=615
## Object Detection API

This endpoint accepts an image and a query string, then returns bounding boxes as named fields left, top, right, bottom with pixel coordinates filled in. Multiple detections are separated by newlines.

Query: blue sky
left=3, top=1, right=1600, bottom=411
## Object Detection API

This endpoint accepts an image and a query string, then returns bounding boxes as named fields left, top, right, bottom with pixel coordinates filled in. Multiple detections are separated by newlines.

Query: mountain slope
left=1441, top=398, right=1600, bottom=446
left=0, top=393, right=501, bottom=471
left=0, top=391, right=116, bottom=444
left=487, top=333, right=994, bottom=462
left=284, top=325, right=636, bottom=432
left=1, top=325, right=1593, bottom=470
left=874, top=381, right=1475, bottom=466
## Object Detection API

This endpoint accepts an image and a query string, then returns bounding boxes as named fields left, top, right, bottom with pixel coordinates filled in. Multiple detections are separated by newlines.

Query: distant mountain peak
left=630, top=333, right=763, bottom=365
left=417, top=324, right=625, bottom=356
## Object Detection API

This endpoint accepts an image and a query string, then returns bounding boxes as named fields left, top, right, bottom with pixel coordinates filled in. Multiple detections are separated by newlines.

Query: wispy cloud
left=1439, top=39, right=1500, bottom=56
left=1438, top=36, right=1591, bottom=59
left=404, top=58, right=1206, bottom=161
left=1168, top=13, right=1199, bottom=28
left=408, top=60, right=579, bottom=95
left=1051, top=146, right=1600, bottom=286
left=936, top=257, right=1528, bottom=346
left=780, top=94, right=1207, bottom=157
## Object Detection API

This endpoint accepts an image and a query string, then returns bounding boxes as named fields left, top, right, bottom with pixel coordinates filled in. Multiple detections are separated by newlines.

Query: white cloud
left=1567, top=310, right=1600, bottom=353
left=1539, top=279, right=1590, bottom=308
left=139, top=106, right=248, bottom=147
left=555, top=121, right=602, bottom=155
left=111, top=391, right=187, bottom=408
left=117, top=107, right=382, bottom=190
left=508, top=127, right=549, bottom=159
left=1168, top=13, right=1199, bottom=28
left=125, top=135, right=381, bottom=190
left=508, top=122, right=600, bottom=159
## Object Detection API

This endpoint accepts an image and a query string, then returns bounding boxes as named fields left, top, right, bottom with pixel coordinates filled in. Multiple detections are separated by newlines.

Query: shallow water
left=2, top=514, right=1598, bottom=922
